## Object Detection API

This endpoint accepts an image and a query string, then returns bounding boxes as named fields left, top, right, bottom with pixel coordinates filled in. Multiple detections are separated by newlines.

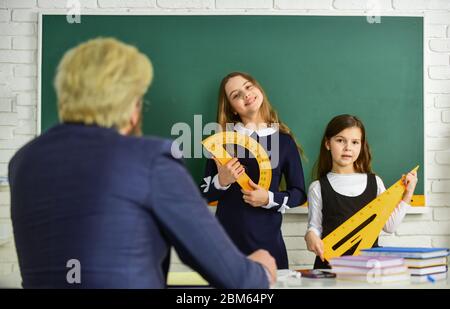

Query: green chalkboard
left=41, top=15, right=424, bottom=195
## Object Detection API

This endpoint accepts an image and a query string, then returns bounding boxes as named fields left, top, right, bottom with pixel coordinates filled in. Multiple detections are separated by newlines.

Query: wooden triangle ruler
left=322, top=166, right=419, bottom=261
left=202, top=131, right=272, bottom=191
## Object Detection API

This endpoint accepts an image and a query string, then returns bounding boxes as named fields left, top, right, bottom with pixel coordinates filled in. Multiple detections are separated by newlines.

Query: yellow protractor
left=322, top=166, right=420, bottom=262
left=202, top=131, right=272, bottom=191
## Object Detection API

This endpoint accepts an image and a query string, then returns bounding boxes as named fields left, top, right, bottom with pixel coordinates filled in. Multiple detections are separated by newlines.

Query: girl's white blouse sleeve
left=306, top=180, right=323, bottom=238
left=376, top=176, right=411, bottom=234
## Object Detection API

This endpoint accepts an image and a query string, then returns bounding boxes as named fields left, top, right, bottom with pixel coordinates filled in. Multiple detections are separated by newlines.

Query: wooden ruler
left=322, top=166, right=420, bottom=261
left=202, top=131, right=272, bottom=191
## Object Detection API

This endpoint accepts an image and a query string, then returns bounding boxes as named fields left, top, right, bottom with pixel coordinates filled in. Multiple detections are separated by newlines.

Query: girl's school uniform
left=307, top=172, right=411, bottom=269
left=201, top=123, right=307, bottom=269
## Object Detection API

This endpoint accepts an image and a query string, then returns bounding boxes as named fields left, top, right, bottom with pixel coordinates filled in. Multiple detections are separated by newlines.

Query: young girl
left=200, top=72, right=307, bottom=269
left=305, top=114, right=418, bottom=269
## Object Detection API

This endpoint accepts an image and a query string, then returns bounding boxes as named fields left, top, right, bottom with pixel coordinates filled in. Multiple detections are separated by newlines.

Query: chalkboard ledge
left=208, top=205, right=429, bottom=215
left=284, top=206, right=429, bottom=214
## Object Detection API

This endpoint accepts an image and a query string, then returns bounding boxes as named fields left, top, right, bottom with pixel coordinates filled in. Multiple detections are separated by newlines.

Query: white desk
left=167, top=270, right=450, bottom=289
left=274, top=275, right=450, bottom=289
left=1, top=270, right=448, bottom=289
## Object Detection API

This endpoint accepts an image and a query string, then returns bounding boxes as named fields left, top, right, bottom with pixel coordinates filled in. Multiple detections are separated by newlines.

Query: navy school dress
left=201, top=130, right=307, bottom=269
left=314, top=173, right=379, bottom=269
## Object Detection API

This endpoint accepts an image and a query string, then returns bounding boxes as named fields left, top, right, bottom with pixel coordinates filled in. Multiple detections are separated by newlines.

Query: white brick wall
left=216, top=0, right=273, bottom=10
left=0, top=37, right=11, bottom=49
left=379, top=235, right=432, bottom=247
left=0, top=0, right=449, bottom=285
left=0, top=10, right=11, bottom=22
left=333, top=0, right=392, bottom=10
left=425, top=24, right=447, bottom=38
left=97, top=0, right=155, bottom=9
left=14, top=64, right=36, bottom=77
left=430, top=39, right=450, bottom=52
left=0, top=50, right=35, bottom=63
left=275, top=0, right=332, bottom=10
left=428, top=193, right=450, bottom=206
left=393, top=0, right=450, bottom=10
left=433, top=180, right=450, bottom=192
left=443, top=110, right=450, bottom=122
left=425, top=49, right=450, bottom=66
left=37, top=0, right=98, bottom=9
left=156, top=0, right=214, bottom=9
left=12, top=9, right=37, bottom=22
left=0, top=98, right=11, bottom=112
left=429, top=66, right=450, bottom=80
left=436, top=94, right=450, bottom=108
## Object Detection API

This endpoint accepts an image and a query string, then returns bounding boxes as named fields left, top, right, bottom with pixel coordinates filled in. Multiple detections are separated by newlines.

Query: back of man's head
left=54, top=37, right=153, bottom=131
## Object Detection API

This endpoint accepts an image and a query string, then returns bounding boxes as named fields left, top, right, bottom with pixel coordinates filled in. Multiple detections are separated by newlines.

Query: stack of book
left=360, top=247, right=449, bottom=283
left=329, top=255, right=410, bottom=283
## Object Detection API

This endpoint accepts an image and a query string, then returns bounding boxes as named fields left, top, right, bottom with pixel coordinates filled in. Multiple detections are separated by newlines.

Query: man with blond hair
left=9, top=38, right=276, bottom=288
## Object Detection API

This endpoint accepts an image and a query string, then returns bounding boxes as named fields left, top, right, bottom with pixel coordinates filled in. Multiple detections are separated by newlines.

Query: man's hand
left=248, top=249, right=277, bottom=286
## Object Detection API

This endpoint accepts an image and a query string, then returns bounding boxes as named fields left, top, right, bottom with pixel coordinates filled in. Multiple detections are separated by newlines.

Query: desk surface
left=169, top=271, right=450, bottom=289
left=274, top=275, right=450, bottom=289
left=1, top=271, right=448, bottom=289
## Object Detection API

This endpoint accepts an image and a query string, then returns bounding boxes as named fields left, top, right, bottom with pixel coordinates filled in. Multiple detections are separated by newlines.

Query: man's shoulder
left=121, top=135, right=175, bottom=157
left=124, top=134, right=170, bottom=148
left=10, top=125, right=177, bottom=170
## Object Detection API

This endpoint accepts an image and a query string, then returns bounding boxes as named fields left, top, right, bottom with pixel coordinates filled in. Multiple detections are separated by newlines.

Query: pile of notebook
left=329, top=255, right=410, bottom=283
left=360, top=247, right=449, bottom=283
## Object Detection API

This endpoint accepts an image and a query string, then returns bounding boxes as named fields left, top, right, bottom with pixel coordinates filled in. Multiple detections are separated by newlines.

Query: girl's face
left=325, top=126, right=362, bottom=172
left=224, top=75, right=264, bottom=119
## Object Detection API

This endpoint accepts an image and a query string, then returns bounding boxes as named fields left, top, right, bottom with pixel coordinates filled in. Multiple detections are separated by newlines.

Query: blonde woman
left=9, top=39, right=276, bottom=288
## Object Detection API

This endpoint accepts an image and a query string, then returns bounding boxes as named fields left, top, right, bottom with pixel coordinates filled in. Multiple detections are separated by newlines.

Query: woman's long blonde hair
left=217, top=71, right=305, bottom=158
